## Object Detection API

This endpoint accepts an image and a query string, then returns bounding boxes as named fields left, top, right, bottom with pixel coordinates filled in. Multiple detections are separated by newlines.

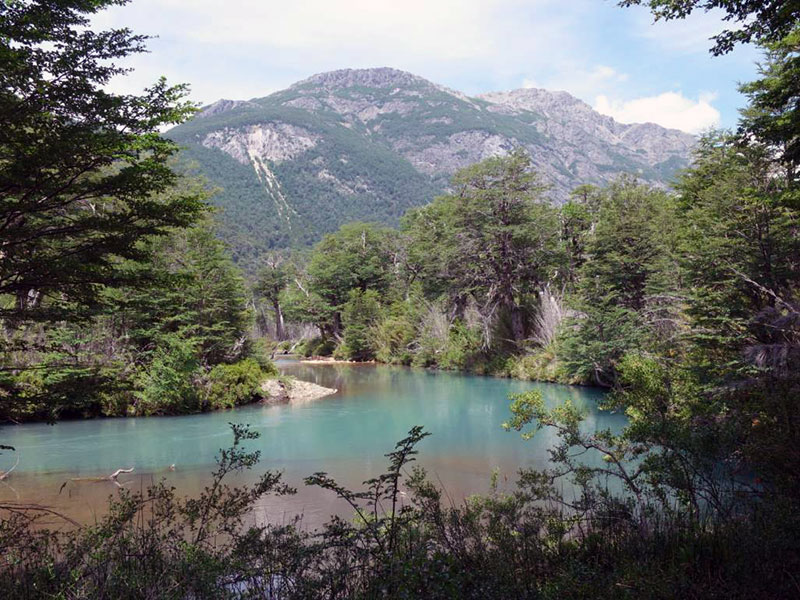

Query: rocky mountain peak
left=480, top=87, right=586, bottom=112
left=292, top=67, right=432, bottom=91
left=196, top=98, right=258, bottom=119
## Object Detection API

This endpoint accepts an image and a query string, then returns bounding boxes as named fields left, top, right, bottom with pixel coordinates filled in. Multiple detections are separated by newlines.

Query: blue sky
left=95, top=0, right=763, bottom=134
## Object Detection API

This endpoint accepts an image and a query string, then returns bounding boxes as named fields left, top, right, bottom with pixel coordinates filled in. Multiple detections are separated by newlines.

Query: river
left=0, top=361, right=626, bottom=528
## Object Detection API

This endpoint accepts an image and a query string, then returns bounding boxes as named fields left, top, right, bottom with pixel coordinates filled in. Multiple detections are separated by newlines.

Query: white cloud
left=92, top=0, right=590, bottom=103
left=85, top=0, right=745, bottom=127
left=594, top=91, right=720, bottom=133
left=523, top=64, right=628, bottom=97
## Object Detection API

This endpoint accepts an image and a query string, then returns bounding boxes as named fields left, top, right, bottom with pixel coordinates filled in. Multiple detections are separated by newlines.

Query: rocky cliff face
left=168, top=67, right=695, bottom=265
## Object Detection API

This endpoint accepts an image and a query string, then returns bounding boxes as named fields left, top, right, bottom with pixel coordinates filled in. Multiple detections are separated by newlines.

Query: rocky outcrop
left=261, top=378, right=337, bottom=405
left=202, top=123, right=318, bottom=165
left=478, top=88, right=695, bottom=166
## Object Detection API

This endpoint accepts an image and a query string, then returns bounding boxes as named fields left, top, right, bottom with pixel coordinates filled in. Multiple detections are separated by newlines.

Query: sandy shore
left=260, top=378, right=337, bottom=404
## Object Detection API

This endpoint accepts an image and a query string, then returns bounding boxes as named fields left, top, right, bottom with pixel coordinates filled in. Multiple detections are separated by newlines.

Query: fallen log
left=70, top=467, right=134, bottom=484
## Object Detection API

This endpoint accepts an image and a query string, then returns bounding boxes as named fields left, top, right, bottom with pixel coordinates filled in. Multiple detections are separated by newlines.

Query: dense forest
left=1, top=0, right=800, bottom=598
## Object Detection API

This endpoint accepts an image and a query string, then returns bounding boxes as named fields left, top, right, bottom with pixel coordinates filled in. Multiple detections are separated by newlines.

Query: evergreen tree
left=0, top=0, right=203, bottom=323
left=561, top=178, right=681, bottom=385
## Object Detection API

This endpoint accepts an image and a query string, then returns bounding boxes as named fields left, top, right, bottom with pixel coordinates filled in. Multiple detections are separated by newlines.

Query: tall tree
left=0, top=0, right=206, bottom=421
left=306, top=222, right=396, bottom=334
left=427, top=150, right=561, bottom=344
left=0, top=0, right=203, bottom=325
left=738, top=26, right=800, bottom=185
left=256, top=255, right=291, bottom=341
left=560, top=178, right=681, bottom=385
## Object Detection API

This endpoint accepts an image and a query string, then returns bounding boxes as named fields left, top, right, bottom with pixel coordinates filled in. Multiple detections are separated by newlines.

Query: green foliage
left=297, top=336, right=336, bottom=358
left=0, top=1, right=263, bottom=421
left=202, top=359, right=268, bottom=410
left=0, top=0, right=204, bottom=324
left=506, top=343, right=571, bottom=383
left=558, top=178, right=682, bottom=386
left=6, top=426, right=799, bottom=598
left=133, top=335, right=201, bottom=416
left=338, top=289, right=383, bottom=361
left=308, top=222, right=397, bottom=311
left=118, top=217, right=253, bottom=365
left=372, top=299, right=420, bottom=364
left=412, top=319, right=484, bottom=371
left=739, top=25, right=800, bottom=173
left=249, top=338, right=280, bottom=374
left=422, top=150, right=563, bottom=344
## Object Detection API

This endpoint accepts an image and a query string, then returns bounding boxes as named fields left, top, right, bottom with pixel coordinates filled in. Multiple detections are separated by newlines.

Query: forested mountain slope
left=167, top=67, right=694, bottom=264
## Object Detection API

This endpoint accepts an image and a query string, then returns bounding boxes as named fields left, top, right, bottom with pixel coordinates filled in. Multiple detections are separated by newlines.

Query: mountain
left=167, top=67, right=695, bottom=265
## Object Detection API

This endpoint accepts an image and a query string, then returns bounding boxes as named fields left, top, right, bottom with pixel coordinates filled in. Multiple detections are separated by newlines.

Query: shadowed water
left=0, top=361, right=626, bottom=527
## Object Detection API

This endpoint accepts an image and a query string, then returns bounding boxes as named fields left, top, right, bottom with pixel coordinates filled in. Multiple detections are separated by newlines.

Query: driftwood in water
left=0, top=453, right=19, bottom=480
left=70, top=467, right=134, bottom=485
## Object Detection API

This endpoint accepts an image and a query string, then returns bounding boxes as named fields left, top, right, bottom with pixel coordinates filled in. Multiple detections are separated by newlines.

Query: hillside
left=167, top=68, right=695, bottom=265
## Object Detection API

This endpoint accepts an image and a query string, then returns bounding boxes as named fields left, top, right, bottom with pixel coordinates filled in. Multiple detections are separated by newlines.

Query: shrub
left=300, top=336, right=336, bottom=358
left=133, top=336, right=200, bottom=415
left=372, top=301, right=418, bottom=365
left=202, top=358, right=267, bottom=410
left=437, top=321, right=482, bottom=370
left=507, top=343, right=570, bottom=383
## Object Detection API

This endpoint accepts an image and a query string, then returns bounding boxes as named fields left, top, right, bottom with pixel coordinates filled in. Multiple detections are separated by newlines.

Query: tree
left=422, top=150, right=561, bottom=344
left=0, top=0, right=204, bottom=325
left=116, top=217, right=252, bottom=366
left=560, top=185, right=601, bottom=287
left=339, top=289, right=382, bottom=361
left=738, top=26, right=800, bottom=184
left=560, top=178, right=682, bottom=385
left=619, top=0, right=800, bottom=55
left=306, top=222, right=397, bottom=334
left=676, top=133, right=799, bottom=382
left=255, top=255, right=292, bottom=341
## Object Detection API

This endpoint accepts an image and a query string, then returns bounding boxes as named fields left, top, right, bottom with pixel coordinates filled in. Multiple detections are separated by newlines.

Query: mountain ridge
left=168, top=67, right=695, bottom=266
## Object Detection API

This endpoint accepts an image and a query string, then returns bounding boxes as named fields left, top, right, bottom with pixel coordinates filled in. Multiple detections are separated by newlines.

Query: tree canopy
left=0, top=0, right=204, bottom=324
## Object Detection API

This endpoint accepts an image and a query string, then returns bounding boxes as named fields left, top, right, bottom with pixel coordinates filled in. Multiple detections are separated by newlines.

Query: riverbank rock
left=260, top=378, right=337, bottom=405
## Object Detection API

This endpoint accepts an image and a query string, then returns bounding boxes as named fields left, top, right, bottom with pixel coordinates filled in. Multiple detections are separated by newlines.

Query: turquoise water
left=0, top=362, right=626, bottom=524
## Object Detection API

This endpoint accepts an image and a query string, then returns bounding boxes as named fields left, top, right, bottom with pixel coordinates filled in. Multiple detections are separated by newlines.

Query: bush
left=202, top=358, right=267, bottom=410
left=332, top=341, right=352, bottom=360
left=299, top=336, right=336, bottom=358
left=437, top=321, right=482, bottom=370
left=372, top=301, right=418, bottom=365
left=507, top=343, right=571, bottom=383
left=133, top=336, right=201, bottom=415
left=3, top=425, right=800, bottom=599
